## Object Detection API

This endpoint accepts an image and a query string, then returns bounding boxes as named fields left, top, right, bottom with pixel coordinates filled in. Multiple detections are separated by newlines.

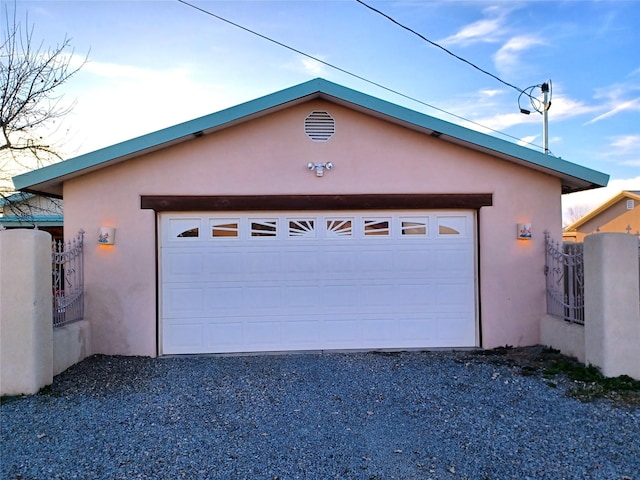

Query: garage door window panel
left=364, top=218, right=390, bottom=236
left=401, top=217, right=428, bottom=236
left=211, top=219, right=239, bottom=238
left=326, top=219, right=353, bottom=238
left=169, top=218, right=201, bottom=239
left=251, top=219, right=278, bottom=237
left=288, top=219, right=316, bottom=238
left=437, top=216, right=467, bottom=237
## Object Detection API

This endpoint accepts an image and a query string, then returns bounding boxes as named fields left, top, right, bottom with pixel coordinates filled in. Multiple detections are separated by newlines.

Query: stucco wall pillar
left=0, top=229, right=53, bottom=395
left=584, top=233, right=640, bottom=379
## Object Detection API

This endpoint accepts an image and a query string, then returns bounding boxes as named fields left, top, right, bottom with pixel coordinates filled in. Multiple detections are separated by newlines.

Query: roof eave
left=316, top=89, right=608, bottom=193
left=13, top=77, right=609, bottom=196
left=13, top=84, right=326, bottom=197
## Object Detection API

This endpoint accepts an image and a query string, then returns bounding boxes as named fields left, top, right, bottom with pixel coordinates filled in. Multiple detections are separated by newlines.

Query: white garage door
left=160, top=211, right=477, bottom=354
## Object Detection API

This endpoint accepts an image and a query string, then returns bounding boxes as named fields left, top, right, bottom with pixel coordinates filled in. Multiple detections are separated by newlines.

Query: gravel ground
left=1, top=350, right=639, bottom=480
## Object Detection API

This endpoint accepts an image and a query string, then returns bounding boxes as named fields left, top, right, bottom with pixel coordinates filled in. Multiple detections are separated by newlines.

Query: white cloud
left=517, top=135, right=538, bottom=147
left=580, top=134, right=640, bottom=168
left=516, top=87, right=599, bottom=122
left=479, top=89, right=504, bottom=98
left=585, top=77, right=640, bottom=124
left=282, top=55, right=328, bottom=77
left=584, top=97, right=640, bottom=125
left=54, top=61, right=239, bottom=156
left=627, top=66, right=640, bottom=78
left=64, top=52, right=90, bottom=71
left=546, top=95, right=599, bottom=120
left=601, top=134, right=640, bottom=165
left=299, top=57, right=328, bottom=76
left=83, top=60, right=191, bottom=83
left=438, top=3, right=522, bottom=46
left=493, top=35, right=545, bottom=75
left=562, top=176, right=640, bottom=223
left=462, top=111, right=533, bottom=133
left=610, top=134, right=640, bottom=152
left=439, top=17, right=504, bottom=46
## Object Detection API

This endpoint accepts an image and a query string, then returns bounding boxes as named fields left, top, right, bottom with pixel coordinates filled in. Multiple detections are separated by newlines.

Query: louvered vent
left=305, top=111, right=335, bottom=142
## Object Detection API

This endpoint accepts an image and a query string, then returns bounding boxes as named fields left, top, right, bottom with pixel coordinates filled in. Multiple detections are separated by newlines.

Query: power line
left=355, top=0, right=528, bottom=97
left=176, top=0, right=546, bottom=151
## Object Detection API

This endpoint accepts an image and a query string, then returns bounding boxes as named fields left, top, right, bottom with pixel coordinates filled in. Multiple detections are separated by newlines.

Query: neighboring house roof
left=0, top=215, right=64, bottom=227
left=0, top=192, right=64, bottom=227
left=13, top=78, right=609, bottom=197
left=0, top=192, right=35, bottom=207
left=564, top=190, right=640, bottom=232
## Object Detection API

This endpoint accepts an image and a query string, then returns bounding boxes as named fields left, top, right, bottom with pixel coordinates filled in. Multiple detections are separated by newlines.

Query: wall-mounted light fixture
left=307, top=162, right=333, bottom=177
left=517, top=223, right=532, bottom=240
left=98, top=226, right=115, bottom=245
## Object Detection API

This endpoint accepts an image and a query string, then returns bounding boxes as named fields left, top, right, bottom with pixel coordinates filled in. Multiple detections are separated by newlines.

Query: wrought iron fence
left=52, top=230, right=84, bottom=327
left=544, top=231, right=584, bottom=324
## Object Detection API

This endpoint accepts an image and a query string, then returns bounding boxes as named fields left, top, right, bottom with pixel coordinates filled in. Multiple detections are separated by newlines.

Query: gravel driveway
left=2, top=350, right=639, bottom=480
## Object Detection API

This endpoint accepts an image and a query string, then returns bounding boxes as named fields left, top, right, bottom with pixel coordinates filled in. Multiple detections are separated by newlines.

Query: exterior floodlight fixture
left=307, top=162, right=333, bottom=177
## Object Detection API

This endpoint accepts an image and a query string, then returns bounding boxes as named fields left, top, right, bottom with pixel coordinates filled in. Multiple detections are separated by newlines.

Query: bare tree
left=563, top=204, right=592, bottom=228
left=0, top=5, right=86, bottom=220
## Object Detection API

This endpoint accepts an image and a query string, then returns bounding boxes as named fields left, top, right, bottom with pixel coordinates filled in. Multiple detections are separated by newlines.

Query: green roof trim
left=13, top=78, right=608, bottom=195
left=0, top=215, right=63, bottom=226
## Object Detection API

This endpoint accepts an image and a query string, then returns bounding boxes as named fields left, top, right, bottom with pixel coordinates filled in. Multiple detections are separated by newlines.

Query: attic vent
left=627, top=199, right=635, bottom=210
left=305, top=111, right=335, bottom=142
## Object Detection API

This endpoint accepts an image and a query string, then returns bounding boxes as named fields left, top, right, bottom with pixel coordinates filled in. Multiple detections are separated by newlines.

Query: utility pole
left=519, top=80, right=552, bottom=154
left=541, top=81, right=551, bottom=155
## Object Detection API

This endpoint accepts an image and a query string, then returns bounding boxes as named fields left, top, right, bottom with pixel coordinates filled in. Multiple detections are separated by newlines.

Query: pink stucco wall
left=63, top=99, right=562, bottom=356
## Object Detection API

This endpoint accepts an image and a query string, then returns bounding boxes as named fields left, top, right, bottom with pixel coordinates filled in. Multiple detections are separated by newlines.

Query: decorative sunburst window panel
left=326, top=219, right=353, bottom=238
left=288, top=219, right=316, bottom=238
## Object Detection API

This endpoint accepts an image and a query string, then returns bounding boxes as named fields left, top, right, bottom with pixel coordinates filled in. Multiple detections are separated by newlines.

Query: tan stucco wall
left=63, top=99, right=562, bottom=356
left=0, top=229, right=53, bottom=395
left=584, top=233, right=640, bottom=379
left=570, top=200, right=639, bottom=242
left=53, top=320, right=91, bottom=376
left=540, top=314, right=585, bottom=363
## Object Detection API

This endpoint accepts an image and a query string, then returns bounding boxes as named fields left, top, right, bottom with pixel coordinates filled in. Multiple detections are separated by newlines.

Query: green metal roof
left=13, top=77, right=608, bottom=196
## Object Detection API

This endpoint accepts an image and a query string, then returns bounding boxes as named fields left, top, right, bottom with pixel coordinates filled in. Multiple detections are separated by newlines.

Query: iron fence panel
left=544, top=231, right=584, bottom=325
left=52, top=230, right=84, bottom=327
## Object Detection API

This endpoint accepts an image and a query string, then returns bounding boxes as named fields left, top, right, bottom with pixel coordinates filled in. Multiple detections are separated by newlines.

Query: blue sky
left=5, top=0, right=640, bottom=216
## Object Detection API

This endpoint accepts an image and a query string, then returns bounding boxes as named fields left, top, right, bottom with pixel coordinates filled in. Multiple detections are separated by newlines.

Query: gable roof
left=13, top=78, right=609, bottom=197
left=564, top=190, right=640, bottom=232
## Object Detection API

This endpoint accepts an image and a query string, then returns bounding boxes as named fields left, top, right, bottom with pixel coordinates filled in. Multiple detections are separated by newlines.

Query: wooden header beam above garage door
left=141, top=194, right=493, bottom=212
